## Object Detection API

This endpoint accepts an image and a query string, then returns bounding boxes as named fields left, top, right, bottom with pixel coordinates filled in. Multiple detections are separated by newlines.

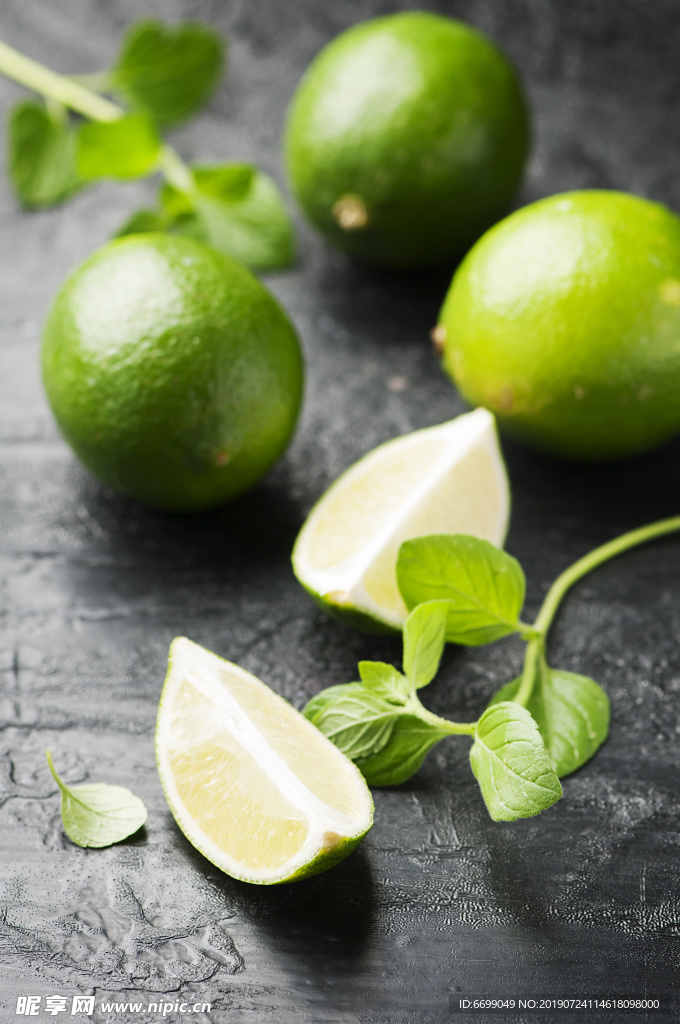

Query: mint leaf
left=76, top=113, right=162, bottom=180
left=8, top=100, right=82, bottom=208
left=113, top=208, right=170, bottom=237
left=112, top=20, right=224, bottom=125
left=191, top=164, right=255, bottom=201
left=402, top=600, right=449, bottom=688
left=397, top=535, right=526, bottom=645
left=470, top=702, right=562, bottom=821
left=164, top=167, right=296, bottom=271
left=46, top=750, right=147, bottom=848
left=489, top=662, right=610, bottom=778
left=303, top=683, right=402, bottom=761
left=358, top=661, right=410, bottom=703
left=356, top=714, right=448, bottom=787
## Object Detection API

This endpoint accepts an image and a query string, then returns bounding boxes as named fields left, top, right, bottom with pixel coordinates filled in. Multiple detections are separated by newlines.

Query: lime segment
left=156, top=638, right=373, bottom=884
left=292, top=408, right=509, bottom=631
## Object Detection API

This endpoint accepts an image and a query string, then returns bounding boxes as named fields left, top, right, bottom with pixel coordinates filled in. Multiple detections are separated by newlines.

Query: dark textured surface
left=2, top=2, right=680, bottom=1022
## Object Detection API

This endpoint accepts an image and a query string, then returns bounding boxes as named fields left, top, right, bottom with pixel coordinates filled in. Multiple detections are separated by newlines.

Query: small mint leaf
left=470, top=702, right=562, bottom=821
left=168, top=170, right=296, bottom=271
left=193, top=163, right=255, bottom=201
left=303, top=683, right=402, bottom=761
left=113, top=208, right=170, bottom=237
left=356, top=714, right=448, bottom=787
left=402, top=600, right=449, bottom=688
left=358, top=662, right=409, bottom=703
left=488, top=662, right=610, bottom=778
left=76, top=112, right=162, bottom=181
left=397, top=535, right=525, bottom=646
left=8, top=100, right=82, bottom=208
left=112, top=20, right=224, bottom=125
left=46, top=750, right=147, bottom=848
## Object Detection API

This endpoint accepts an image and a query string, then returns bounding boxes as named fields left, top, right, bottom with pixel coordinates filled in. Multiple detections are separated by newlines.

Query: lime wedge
left=292, top=408, right=509, bottom=632
left=155, top=637, right=374, bottom=884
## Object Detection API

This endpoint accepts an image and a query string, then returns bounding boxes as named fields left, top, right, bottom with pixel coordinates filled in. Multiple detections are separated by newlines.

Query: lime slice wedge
left=292, top=408, right=509, bottom=632
left=155, top=637, right=374, bottom=884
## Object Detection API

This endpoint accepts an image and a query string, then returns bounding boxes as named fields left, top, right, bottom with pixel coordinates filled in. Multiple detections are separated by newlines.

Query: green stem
left=514, top=635, right=544, bottom=707
left=0, top=37, right=197, bottom=200
left=534, top=516, right=680, bottom=635
left=516, top=515, right=680, bottom=706
left=46, top=749, right=66, bottom=792
left=160, top=145, right=196, bottom=194
left=68, top=71, right=112, bottom=93
left=408, top=695, right=476, bottom=736
left=0, top=38, right=122, bottom=121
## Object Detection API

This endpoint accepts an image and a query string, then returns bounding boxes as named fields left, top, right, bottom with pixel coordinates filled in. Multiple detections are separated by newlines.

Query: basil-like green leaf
left=112, top=20, right=224, bottom=125
left=488, top=662, right=610, bottom=778
left=402, top=600, right=449, bottom=688
left=397, top=535, right=526, bottom=645
left=303, top=683, right=402, bottom=761
left=46, top=750, right=147, bottom=848
left=470, top=702, right=562, bottom=821
left=356, top=714, right=448, bottom=787
left=8, top=100, right=82, bottom=208
left=76, top=113, right=162, bottom=181
left=358, top=661, right=410, bottom=703
left=172, top=171, right=295, bottom=271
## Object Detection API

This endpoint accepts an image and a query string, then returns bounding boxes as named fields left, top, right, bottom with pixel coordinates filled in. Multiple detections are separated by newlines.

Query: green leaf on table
left=402, top=600, right=450, bottom=688
left=162, top=165, right=296, bottom=270
left=8, top=100, right=82, bottom=208
left=357, top=661, right=410, bottom=703
left=488, top=662, right=610, bottom=778
left=112, top=19, right=224, bottom=125
left=397, top=535, right=526, bottom=646
left=470, top=702, right=562, bottom=820
left=46, top=750, right=147, bottom=848
left=76, top=112, right=162, bottom=180
left=356, top=714, right=448, bottom=787
left=303, top=683, right=403, bottom=761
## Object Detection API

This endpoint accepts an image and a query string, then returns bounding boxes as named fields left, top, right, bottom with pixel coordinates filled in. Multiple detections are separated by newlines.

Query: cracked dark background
left=1, top=1, right=680, bottom=1022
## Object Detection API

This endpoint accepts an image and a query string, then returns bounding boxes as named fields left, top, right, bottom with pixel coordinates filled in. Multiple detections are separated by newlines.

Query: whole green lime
left=437, top=190, right=680, bottom=461
left=42, top=234, right=304, bottom=511
left=284, top=11, right=530, bottom=268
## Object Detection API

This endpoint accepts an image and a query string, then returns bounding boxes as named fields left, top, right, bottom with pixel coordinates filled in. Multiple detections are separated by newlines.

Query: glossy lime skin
left=284, top=11, right=530, bottom=268
left=42, top=234, right=304, bottom=511
left=439, top=191, right=680, bottom=461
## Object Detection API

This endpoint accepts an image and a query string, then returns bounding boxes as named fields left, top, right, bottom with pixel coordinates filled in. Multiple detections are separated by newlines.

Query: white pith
left=156, top=638, right=374, bottom=884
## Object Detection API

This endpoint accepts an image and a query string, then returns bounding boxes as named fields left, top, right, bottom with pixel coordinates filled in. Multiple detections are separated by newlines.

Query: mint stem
left=46, top=749, right=66, bottom=792
left=0, top=37, right=196, bottom=197
left=0, top=38, right=121, bottom=121
left=515, top=515, right=680, bottom=706
left=409, top=695, right=477, bottom=736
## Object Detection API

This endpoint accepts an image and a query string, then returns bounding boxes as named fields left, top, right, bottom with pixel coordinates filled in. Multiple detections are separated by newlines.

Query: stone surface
left=1, top=2, right=680, bottom=1022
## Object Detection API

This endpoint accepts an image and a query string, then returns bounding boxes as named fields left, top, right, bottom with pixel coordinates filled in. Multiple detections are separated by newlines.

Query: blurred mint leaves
left=2, top=20, right=295, bottom=271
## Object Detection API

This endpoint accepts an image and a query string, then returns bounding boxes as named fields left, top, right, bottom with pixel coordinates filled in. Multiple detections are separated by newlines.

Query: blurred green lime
left=42, top=234, right=304, bottom=511
left=285, top=11, right=530, bottom=268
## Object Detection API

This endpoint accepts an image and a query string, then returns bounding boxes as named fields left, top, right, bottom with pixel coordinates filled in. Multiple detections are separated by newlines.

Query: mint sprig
left=0, top=25, right=295, bottom=271
left=305, top=516, right=680, bottom=820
